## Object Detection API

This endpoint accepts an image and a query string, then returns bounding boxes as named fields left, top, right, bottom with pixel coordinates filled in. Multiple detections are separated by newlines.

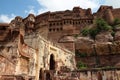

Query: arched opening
left=39, top=68, right=43, bottom=80
left=46, top=72, right=51, bottom=80
left=49, top=54, right=55, bottom=70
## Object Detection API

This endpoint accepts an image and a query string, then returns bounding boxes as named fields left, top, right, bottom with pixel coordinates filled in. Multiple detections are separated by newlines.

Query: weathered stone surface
left=75, top=37, right=94, bottom=55
left=104, top=9, right=114, bottom=25
left=109, top=43, right=117, bottom=54
left=95, top=31, right=113, bottom=42
left=95, top=43, right=110, bottom=55
left=0, top=56, right=15, bottom=75
left=115, top=27, right=120, bottom=41
left=0, top=13, right=76, bottom=80
left=114, top=41, right=120, bottom=54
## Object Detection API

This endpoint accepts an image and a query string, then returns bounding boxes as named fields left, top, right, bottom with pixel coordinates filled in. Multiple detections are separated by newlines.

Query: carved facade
left=35, top=7, right=94, bottom=52
left=35, top=5, right=120, bottom=52
left=0, top=15, right=76, bottom=80
left=1, top=5, right=120, bottom=80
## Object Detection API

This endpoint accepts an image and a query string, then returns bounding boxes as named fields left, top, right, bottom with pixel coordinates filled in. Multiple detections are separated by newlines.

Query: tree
left=112, top=18, right=120, bottom=30
left=96, top=18, right=112, bottom=31
left=81, top=18, right=112, bottom=40
left=89, top=28, right=99, bottom=40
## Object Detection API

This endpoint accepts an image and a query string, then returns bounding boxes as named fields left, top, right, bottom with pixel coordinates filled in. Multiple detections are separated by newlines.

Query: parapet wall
left=41, top=68, right=120, bottom=80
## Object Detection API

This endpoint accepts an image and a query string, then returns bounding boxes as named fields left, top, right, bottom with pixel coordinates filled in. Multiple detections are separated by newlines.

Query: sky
left=0, top=0, right=120, bottom=23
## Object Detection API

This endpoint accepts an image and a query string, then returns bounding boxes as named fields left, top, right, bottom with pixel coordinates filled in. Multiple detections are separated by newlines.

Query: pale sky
left=0, top=0, right=120, bottom=23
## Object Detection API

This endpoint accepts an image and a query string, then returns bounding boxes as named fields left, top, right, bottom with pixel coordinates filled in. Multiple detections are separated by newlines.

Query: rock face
left=75, top=34, right=113, bottom=55
left=75, top=37, right=94, bottom=55
left=75, top=32, right=120, bottom=67
left=95, top=43, right=111, bottom=55
left=104, top=9, right=114, bottom=25
left=95, top=31, right=113, bottom=42
left=114, top=27, right=120, bottom=41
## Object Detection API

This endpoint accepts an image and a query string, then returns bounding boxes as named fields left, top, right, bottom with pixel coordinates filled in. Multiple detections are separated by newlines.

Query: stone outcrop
left=95, top=43, right=111, bottom=55
left=75, top=36, right=113, bottom=56
left=114, top=26, right=120, bottom=41
left=75, top=37, right=94, bottom=55
left=95, top=31, right=113, bottom=42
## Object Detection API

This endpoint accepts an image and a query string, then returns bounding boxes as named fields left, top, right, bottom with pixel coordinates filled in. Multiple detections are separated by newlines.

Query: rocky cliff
left=75, top=18, right=120, bottom=68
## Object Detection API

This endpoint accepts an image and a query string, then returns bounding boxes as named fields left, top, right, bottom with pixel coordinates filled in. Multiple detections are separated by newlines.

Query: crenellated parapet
left=35, top=6, right=94, bottom=34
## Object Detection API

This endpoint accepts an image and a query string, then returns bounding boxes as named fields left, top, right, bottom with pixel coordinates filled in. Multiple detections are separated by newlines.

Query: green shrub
left=75, top=50, right=87, bottom=57
left=114, top=18, right=120, bottom=25
left=74, top=34, right=79, bottom=38
left=89, top=28, right=99, bottom=40
left=76, top=61, right=87, bottom=69
left=81, top=28, right=89, bottom=36
left=111, top=18, right=120, bottom=31
left=81, top=18, right=112, bottom=40
left=96, top=18, right=112, bottom=31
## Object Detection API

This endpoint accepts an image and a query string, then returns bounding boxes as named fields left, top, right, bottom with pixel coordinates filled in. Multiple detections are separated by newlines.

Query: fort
left=0, top=5, right=120, bottom=80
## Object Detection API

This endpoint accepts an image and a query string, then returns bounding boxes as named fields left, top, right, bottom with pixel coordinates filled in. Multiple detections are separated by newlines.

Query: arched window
left=49, top=23, right=52, bottom=27
left=60, top=22, right=62, bottom=25
left=49, top=29, right=52, bottom=32
left=49, top=54, right=55, bottom=70
left=53, top=28, right=55, bottom=31
left=39, top=68, right=43, bottom=80
left=73, top=22, right=74, bottom=25
left=53, top=23, right=55, bottom=26
left=57, top=22, right=59, bottom=26
left=70, top=21, right=72, bottom=24
left=60, top=27, right=63, bottom=31
left=57, top=28, right=59, bottom=31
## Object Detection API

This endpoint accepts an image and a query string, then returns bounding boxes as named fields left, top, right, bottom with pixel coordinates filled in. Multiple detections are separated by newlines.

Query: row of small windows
left=0, top=26, right=7, bottom=30
left=49, top=22, right=62, bottom=26
left=49, top=27, right=63, bottom=32
left=49, top=20, right=93, bottom=27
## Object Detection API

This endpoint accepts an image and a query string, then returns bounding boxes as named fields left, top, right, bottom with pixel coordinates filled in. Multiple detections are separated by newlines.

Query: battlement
left=35, top=7, right=93, bottom=23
